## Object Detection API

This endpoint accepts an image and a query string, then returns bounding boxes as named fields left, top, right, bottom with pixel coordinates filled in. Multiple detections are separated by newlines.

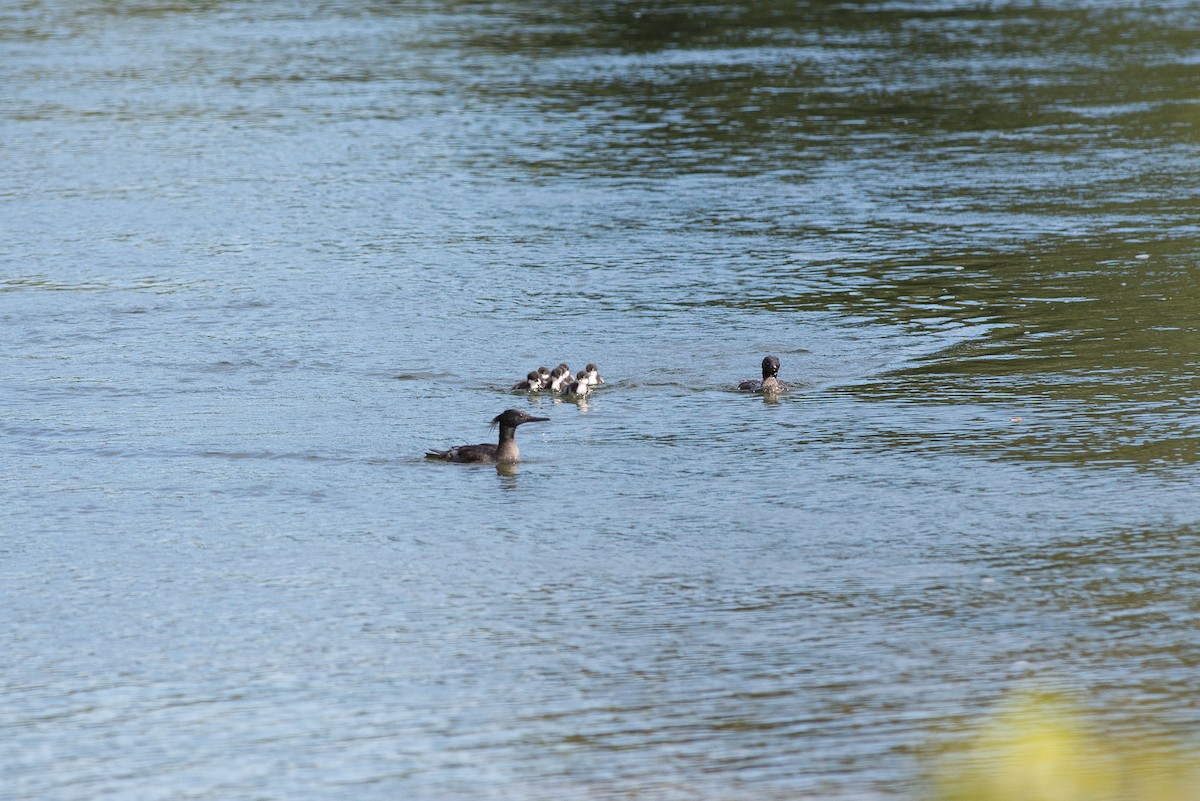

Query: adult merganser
left=512, top=371, right=543, bottom=391
left=424, top=409, right=549, bottom=464
left=738, top=356, right=789, bottom=393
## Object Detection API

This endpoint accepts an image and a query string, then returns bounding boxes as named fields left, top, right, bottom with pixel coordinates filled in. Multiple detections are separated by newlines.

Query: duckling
left=548, top=365, right=571, bottom=394
left=512, top=371, right=543, bottom=392
left=565, top=370, right=592, bottom=396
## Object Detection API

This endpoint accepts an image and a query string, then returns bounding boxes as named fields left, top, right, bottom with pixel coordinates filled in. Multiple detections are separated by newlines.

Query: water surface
left=3, top=1, right=1200, bottom=799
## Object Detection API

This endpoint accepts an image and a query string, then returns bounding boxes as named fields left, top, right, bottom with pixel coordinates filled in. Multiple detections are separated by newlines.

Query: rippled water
left=4, top=2, right=1200, bottom=799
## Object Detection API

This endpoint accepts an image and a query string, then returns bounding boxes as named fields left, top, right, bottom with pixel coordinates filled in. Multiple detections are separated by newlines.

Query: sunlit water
left=4, top=2, right=1200, bottom=799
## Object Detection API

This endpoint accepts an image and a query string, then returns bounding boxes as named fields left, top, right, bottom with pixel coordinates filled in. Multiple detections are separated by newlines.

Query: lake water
left=4, top=1, right=1200, bottom=799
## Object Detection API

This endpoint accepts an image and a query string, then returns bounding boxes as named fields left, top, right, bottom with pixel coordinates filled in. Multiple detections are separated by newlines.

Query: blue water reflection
left=4, top=1, right=1200, bottom=799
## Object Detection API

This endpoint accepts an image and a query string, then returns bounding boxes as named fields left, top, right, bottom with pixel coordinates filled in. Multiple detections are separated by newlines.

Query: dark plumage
left=547, top=365, right=570, bottom=394
left=425, top=409, right=550, bottom=464
left=738, top=355, right=789, bottom=393
left=512, top=371, right=543, bottom=391
left=565, top=370, right=592, bottom=396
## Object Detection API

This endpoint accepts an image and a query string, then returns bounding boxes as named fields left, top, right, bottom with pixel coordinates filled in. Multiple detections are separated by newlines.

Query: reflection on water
left=4, top=1, right=1200, bottom=800
left=850, top=241, right=1200, bottom=467
left=438, top=0, right=1200, bottom=469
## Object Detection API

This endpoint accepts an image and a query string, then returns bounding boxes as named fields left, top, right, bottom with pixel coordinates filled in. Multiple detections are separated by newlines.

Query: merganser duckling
left=583, top=363, right=604, bottom=385
left=537, top=366, right=551, bottom=387
left=548, top=366, right=571, bottom=394
left=424, top=409, right=549, bottom=464
left=738, top=355, right=789, bottom=393
left=565, top=370, right=592, bottom=396
left=512, top=371, right=543, bottom=391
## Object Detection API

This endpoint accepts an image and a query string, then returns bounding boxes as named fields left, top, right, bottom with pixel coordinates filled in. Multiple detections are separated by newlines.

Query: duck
left=511, top=371, right=543, bottom=392
left=565, top=370, right=592, bottom=396
left=738, top=355, right=789, bottom=393
left=548, top=365, right=572, bottom=394
left=582, top=363, right=604, bottom=385
left=424, top=409, right=549, bottom=464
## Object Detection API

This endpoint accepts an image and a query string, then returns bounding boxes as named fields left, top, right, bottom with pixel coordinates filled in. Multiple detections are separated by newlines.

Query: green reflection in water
left=447, top=0, right=1200, bottom=177
left=437, top=0, right=1200, bottom=468
left=846, top=238, right=1200, bottom=468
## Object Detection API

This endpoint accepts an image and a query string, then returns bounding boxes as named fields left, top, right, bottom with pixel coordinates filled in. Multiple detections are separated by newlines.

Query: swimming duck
left=565, top=370, right=592, bottom=396
left=738, top=355, right=789, bottom=393
left=548, top=366, right=571, bottom=394
left=424, top=409, right=549, bottom=464
left=583, top=363, right=604, bottom=385
left=511, top=371, right=543, bottom=392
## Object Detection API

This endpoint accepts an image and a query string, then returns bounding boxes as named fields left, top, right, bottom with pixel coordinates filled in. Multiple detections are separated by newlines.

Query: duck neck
left=495, top=429, right=520, bottom=463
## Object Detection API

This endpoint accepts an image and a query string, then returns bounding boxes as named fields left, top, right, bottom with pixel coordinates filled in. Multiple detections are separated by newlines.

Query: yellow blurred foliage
left=930, top=689, right=1200, bottom=801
